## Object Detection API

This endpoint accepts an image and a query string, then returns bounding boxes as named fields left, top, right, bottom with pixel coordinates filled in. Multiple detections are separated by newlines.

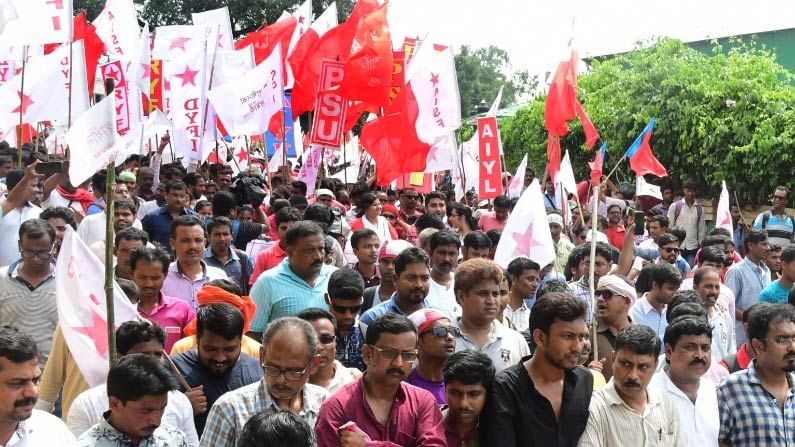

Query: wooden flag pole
left=104, top=77, right=118, bottom=367
left=16, top=46, right=27, bottom=168
left=588, top=185, right=600, bottom=362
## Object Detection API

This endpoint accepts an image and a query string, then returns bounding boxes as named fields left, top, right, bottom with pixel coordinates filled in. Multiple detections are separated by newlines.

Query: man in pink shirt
left=315, top=314, right=446, bottom=446
left=478, top=195, right=510, bottom=233
left=250, top=207, right=301, bottom=286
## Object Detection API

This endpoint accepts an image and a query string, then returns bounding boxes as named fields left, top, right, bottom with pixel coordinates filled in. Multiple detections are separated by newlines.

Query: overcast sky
left=388, top=0, right=795, bottom=82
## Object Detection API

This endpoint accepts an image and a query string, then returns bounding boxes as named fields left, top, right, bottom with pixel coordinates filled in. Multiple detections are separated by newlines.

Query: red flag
left=343, top=101, right=376, bottom=133
left=546, top=135, right=561, bottom=184
left=336, top=3, right=393, bottom=109
left=629, top=129, right=667, bottom=177
left=575, top=101, right=599, bottom=149
left=235, top=16, right=296, bottom=81
left=544, top=52, right=578, bottom=138
left=588, top=143, right=606, bottom=185
left=44, top=12, right=105, bottom=97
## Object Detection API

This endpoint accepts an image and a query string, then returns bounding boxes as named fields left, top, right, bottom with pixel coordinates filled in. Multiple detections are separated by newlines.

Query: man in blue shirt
left=203, top=217, right=254, bottom=294
left=249, top=221, right=337, bottom=337
left=141, top=180, right=197, bottom=254
left=759, top=245, right=795, bottom=304
left=629, top=263, right=682, bottom=343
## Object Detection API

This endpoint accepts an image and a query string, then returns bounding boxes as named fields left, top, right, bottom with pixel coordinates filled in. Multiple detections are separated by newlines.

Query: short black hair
left=463, top=231, right=491, bottom=250
left=19, top=218, right=55, bottom=243
left=296, top=307, right=337, bottom=328
left=658, top=233, right=679, bottom=247
left=507, top=257, right=540, bottom=280
left=493, top=195, right=510, bottom=209
left=107, top=353, right=177, bottom=403
left=365, top=313, right=417, bottom=345
left=303, top=204, right=332, bottom=228
left=351, top=229, right=378, bottom=250
left=284, top=221, right=325, bottom=246
left=698, top=246, right=725, bottom=266
left=196, top=303, right=245, bottom=340
left=291, top=180, right=308, bottom=195
left=429, top=230, right=460, bottom=253
left=647, top=263, right=682, bottom=289
left=528, top=292, right=586, bottom=336
left=664, top=316, right=712, bottom=349
left=212, top=190, right=239, bottom=217
left=536, top=280, right=570, bottom=297
left=615, top=324, right=661, bottom=357
left=169, top=215, right=206, bottom=239
left=395, top=247, right=430, bottom=276
left=115, top=320, right=165, bottom=355
left=40, top=207, right=77, bottom=230
left=239, top=410, right=313, bottom=447
left=744, top=228, right=768, bottom=249
left=129, top=245, right=170, bottom=275
left=443, top=350, right=495, bottom=388
left=114, top=227, right=149, bottom=248
left=165, top=180, right=187, bottom=193
left=748, top=303, right=795, bottom=345
left=206, top=216, right=233, bottom=234
left=328, top=268, right=364, bottom=300
left=114, top=198, right=138, bottom=215
left=183, top=172, right=205, bottom=188
left=414, top=213, right=445, bottom=232
left=0, top=326, right=38, bottom=367
left=590, top=242, right=613, bottom=264
left=275, top=207, right=302, bottom=227
left=782, top=245, right=795, bottom=264
left=194, top=200, right=212, bottom=213
left=666, top=290, right=706, bottom=322
left=693, top=266, right=720, bottom=287
left=116, top=278, right=139, bottom=303
left=485, top=229, right=501, bottom=247
left=91, top=170, right=107, bottom=193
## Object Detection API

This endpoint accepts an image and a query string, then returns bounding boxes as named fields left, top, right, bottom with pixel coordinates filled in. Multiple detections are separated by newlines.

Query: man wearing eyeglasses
left=297, top=308, right=361, bottom=394
left=656, top=233, right=691, bottom=277
left=408, top=308, right=458, bottom=406
left=200, top=316, right=328, bottom=447
left=753, top=185, right=794, bottom=249
left=398, top=188, right=423, bottom=225
left=315, top=314, right=446, bottom=446
left=718, top=303, right=795, bottom=447
left=0, top=219, right=58, bottom=370
left=593, top=275, right=636, bottom=381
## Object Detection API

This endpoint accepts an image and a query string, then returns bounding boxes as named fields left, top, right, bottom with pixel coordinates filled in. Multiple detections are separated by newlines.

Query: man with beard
left=162, top=216, right=228, bottom=310
left=408, top=309, right=458, bottom=405
left=0, top=326, right=76, bottom=445
left=359, top=248, right=450, bottom=335
left=171, top=304, right=262, bottom=436
left=398, top=188, right=423, bottom=225
left=443, top=350, right=495, bottom=446
left=481, top=293, right=592, bottom=446
left=315, top=314, right=445, bottom=446
left=629, top=263, right=682, bottom=343
left=76, top=354, right=185, bottom=447
left=693, top=267, right=736, bottom=362
left=427, top=231, right=461, bottom=317
left=578, top=325, right=685, bottom=447
left=718, top=303, right=795, bottom=447
left=80, top=198, right=141, bottom=257
left=593, top=275, right=636, bottom=381
left=425, top=191, right=448, bottom=223
left=200, top=317, right=328, bottom=446
left=655, top=233, right=691, bottom=277
left=454, top=259, right=529, bottom=372
left=649, top=316, right=718, bottom=447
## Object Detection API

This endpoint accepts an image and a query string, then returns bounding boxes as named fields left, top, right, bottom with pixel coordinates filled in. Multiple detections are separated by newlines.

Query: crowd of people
left=0, top=140, right=793, bottom=447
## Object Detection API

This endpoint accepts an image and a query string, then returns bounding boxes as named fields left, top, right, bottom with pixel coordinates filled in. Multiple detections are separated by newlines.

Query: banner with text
left=309, top=59, right=347, bottom=148
left=478, top=116, right=502, bottom=199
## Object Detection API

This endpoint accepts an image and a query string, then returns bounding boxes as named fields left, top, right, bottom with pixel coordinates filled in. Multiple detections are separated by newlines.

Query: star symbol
left=719, top=212, right=732, bottom=227
left=511, top=223, right=544, bottom=258
left=298, top=16, right=305, bottom=25
left=139, top=62, right=151, bottom=80
left=174, top=65, right=199, bottom=87
left=73, top=308, right=110, bottom=356
left=11, top=91, right=33, bottom=114
left=236, top=148, right=248, bottom=163
left=104, top=64, right=120, bottom=81
left=430, top=73, right=440, bottom=86
left=169, top=36, right=192, bottom=52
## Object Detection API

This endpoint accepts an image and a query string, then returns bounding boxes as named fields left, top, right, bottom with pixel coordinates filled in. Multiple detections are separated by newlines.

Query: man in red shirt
left=605, top=204, right=627, bottom=250
left=249, top=207, right=301, bottom=286
left=478, top=195, right=511, bottom=233
left=315, top=314, right=446, bottom=446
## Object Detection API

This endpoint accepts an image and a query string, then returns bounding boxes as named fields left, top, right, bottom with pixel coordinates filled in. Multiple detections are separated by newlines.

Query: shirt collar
left=204, top=246, right=239, bottom=261
left=639, top=293, right=664, bottom=314
left=95, top=411, right=150, bottom=443
left=603, top=378, right=662, bottom=410
left=171, top=260, right=208, bottom=278
left=257, top=380, right=325, bottom=416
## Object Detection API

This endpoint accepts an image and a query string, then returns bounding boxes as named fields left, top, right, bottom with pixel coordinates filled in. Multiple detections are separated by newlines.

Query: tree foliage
left=454, top=45, right=534, bottom=118
left=501, top=38, right=795, bottom=203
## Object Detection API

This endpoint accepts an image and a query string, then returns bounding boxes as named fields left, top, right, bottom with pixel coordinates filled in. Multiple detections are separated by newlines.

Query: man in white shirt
left=67, top=320, right=198, bottom=445
left=427, top=231, right=461, bottom=316
left=650, top=316, right=719, bottom=447
left=78, top=198, right=143, bottom=247
left=0, top=326, right=76, bottom=446
left=0, top=169, right=43, bottom=266
left=693, top=267, right=736, bottom=362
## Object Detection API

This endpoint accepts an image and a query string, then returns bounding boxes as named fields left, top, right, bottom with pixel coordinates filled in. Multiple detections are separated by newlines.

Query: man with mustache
left=249, top=222, right=338, bottom=338
left=200, top=317, right=328, bottom=446
left=443, top=351, right=495, bottom=446
left=693, top=267, right=736, bottom=362
left=408, top=308, right=458, bottom=405
left=579, top=324, right=685, bottom=446
left=427, top=231, right=462, bottom=317
left=315, top=314, right=446, bottom=446
left=453, top=259, right=529, bottom=373
left=649, top=316, right=718, bottom=447
left=161, top=216, right=228, bottom=311
left=76, top=354, right=185, bottom=446
left=171, top=304, right=263, bottom=436
left=593, top=274, right=636, bottom=381
left=0, top=326, right=76, bottom=445
left=718, top=303, right=795, bottom=447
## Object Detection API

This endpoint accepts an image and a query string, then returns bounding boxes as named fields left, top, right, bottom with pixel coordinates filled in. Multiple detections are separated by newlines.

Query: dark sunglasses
left=331, top=303, right=362, bottom=315
left=318, top=334, right=336, bottom=345
left=595, top=290, right=614, bottom=300
left=382, top=213, right=396, bottom=220
left=663, top=247, right=680, bottom=254
left=423, top=326, right=461, bottom=339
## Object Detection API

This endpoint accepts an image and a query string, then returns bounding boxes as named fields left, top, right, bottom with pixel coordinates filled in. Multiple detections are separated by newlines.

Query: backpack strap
left=236, top=249, right=250, bottom=295
left=762, top=211, right=771, bottom=229
left=674, top=200, right=683, bottom=222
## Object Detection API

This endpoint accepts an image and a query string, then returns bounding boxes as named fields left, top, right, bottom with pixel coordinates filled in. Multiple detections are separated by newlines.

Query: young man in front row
left=443, top=350, right=495, bottom=446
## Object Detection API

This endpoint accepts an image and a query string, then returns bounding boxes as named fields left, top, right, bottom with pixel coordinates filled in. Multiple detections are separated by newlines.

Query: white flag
left=636, top=175, right=662, bottom=200
left=0, top=0, right=72, bottom=45
left=409, top=38, right=462, bottom=147
left=494, top=179, right=556, bottom=269
left=206, top=43, right=285, bottom=136
left=167, top=44, right=208, bottom=163
left=487, top=84, right=503, bottom=117
left=507, top=154, right=528, bottom=199
left=67, top=94, right=118, bottom=186
left=56, top=227, right=139, bottom=387
left=213, top=47, right=255, bottom=87
left=716, top=180, right=734, bottom=240
left=92, top=0, right=139, bottom=63
left=152, top=25, right=208, bottom=61
left=192, top=7, right=234, bottom=51
left=268, top=144, right=286, bottom=173
left=424, top=132, right=457, bottom=173
left=132, top=23, right=151, bottom=98
left=556, top=150, right=578, bottom=199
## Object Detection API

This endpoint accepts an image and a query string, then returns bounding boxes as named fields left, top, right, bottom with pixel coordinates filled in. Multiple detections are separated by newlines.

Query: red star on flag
left=430, top=73, right=440, bottom=86
left=139, top=63, right=151, bottom=81
left=104, top=64, right=120, bottom=81
left=73, top=308, right=110, bottom=356
left=175, top=65, right=199, bottom=87
left=12, top=91, right=33, bottom=114
left=511, top=224, right=544, bottom=258
left=236, top=147, right=249, bottom=164
left=169, top=36, right=192, bottom=51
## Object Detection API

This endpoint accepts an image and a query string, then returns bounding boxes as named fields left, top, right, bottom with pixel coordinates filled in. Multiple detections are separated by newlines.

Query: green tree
left=454, top=45, right=533, bottom=118
left=501, top=38, right=795, bottom=203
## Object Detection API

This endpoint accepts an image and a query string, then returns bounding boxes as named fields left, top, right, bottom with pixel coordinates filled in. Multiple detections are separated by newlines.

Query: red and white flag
left=167, top=44, right=208, bottom=163
left=152, top=25, right=209, bottom=61
left=66, top=94, right=120, bottom=186
left=132, top=23, right=151, bottom=101
left=56, top=227, right=139, bottom=387
left=0, top=0, right=72, bottom=45
left=192, top=7, right=234, bottom=51
left=494, top=179, right=556, bottom=269
left=206, top=43, right=284, bottom=136
left=92, top=0, right=139, bottom=63
left=507, top=154, right=528, bottom=199
left=288, top=2, right=337, bottom=114
left=268, top=143, right=287, bottom=173
left=716, top=180, right=734, bottom=240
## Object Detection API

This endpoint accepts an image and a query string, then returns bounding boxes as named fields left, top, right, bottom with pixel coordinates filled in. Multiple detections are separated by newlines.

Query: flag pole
left=342, top=133, right=348, bottom=186
left=588, top=185, right=600, bottom=362
left=16, top=45, right=27, bottom=168
left=104, top=77, right=118, bottom=367
left=68, top=39, right=74, bottom=127
left=602, top=155, right=625, bottom=184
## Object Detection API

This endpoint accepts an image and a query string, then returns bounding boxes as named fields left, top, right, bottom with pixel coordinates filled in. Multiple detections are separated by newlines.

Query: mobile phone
left=634, top=210, right=645, bottom=235
left=36, top=161, right=64, bottom=175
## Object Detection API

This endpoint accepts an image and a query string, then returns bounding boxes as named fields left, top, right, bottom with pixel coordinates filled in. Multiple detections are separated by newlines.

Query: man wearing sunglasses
left=408, top=308, right=458, bottom=406
left=315, top=314, right=446, bottom=446
left=593, top=275, right=636, bottom=381
left=656, top=232, right=691, bottom=277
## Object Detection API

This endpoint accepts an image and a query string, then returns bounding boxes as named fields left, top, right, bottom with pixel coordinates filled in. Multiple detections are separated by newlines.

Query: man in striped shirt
left=753, top=186, right=794, bottom=249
